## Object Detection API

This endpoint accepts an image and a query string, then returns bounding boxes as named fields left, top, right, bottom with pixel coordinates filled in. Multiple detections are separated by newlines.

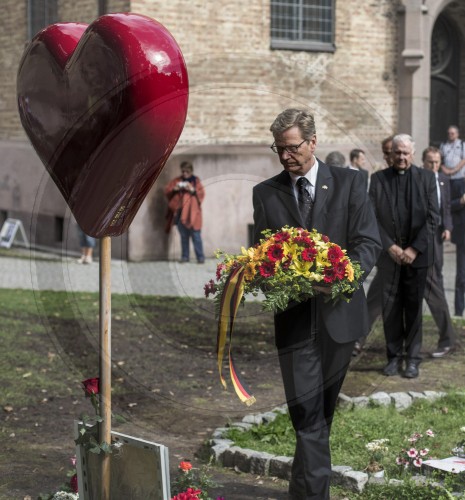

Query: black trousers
left=380, top=263, right=428, bottom=362
left=424, top=234, right=456, bottom=348
left=455, top=241, right=465, bottom=316
left=276, top=317, right=354, bottom=500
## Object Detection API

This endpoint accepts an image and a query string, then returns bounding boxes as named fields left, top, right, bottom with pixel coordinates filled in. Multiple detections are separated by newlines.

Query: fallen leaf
left=22, top=372, right=32, bottom=378
left=3, top=405, right=13, bottom=413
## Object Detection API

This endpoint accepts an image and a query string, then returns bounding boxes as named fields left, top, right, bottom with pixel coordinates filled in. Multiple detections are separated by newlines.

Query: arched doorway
left=429, top=13, right=460, bottom=146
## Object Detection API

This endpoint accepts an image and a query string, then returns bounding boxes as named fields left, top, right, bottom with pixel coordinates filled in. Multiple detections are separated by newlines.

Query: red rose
left=171, top=488, right=202, bottom=500
left=70, top=473, right=78, bottom=493
left=327, top=245, right=344, bottom=263
left=179, top=460, right=193, bottom=471
left=259, top=261, right=275, bottom=278
left=267, top=244, right=284, bottom=262
left=82, top=377, right=99, bottom=396
left=322, top=234, right=329, bottom=243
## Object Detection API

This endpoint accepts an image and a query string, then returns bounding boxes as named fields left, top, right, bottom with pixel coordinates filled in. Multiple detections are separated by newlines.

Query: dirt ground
left=2, top=290, right=465, bottom=500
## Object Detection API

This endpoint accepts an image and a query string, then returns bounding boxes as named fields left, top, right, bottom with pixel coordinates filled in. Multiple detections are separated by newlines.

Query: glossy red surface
left=17, top=13, right=189, bottom=237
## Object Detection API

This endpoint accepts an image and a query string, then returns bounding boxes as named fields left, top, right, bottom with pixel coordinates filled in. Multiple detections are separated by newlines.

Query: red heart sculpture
left=17, top=13, right=188, bottom=237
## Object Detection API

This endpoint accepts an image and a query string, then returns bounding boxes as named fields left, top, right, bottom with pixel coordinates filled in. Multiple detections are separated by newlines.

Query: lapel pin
left=322, top=185, right=328, bottom=190
left=440, top=181, right=444, bottom=186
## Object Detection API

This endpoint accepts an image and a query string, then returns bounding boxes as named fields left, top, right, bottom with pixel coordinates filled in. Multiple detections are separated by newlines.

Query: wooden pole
left=99, top=236, right=111, bottom=500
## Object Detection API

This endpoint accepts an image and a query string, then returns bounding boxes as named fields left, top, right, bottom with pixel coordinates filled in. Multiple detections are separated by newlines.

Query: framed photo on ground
left=74, top=421, right=170, bottom=499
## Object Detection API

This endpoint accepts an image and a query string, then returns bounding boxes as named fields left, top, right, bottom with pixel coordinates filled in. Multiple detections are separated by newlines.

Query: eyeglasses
left=270, top=139, right=307, bottom=155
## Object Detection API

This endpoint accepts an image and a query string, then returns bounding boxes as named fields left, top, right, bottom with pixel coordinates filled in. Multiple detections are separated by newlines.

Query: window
left=271, top=0, right=335, bottom=52
left=28, top=0, right=58, bottom=39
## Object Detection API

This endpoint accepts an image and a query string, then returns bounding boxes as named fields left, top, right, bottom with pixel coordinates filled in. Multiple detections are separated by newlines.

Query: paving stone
left=229, top=422, right=253, bottom=431
left=269, top=456, right=293, bottom=480
left=390, top=392, right=412, bottom=410
left=408, top=391, right=428, bottom=400
left=337, top=393, right=353, bottom=409
left=369, top=391, right=391, bottom=406
left=352, top=396, right=369, bottom=408
left=210, top=443, right=230, bottom=463
left=340, top=470, right=369, bottom=493
left=212, top=427, right=229, bottom=439
left=221, top=446, right=242, bottom=468
left=210, top=438, right=233, bottom=447
left=242, top=414, right=263, bottom=425
left=261, top=411, right=279, bottom=423
left=249, top=451, right=275, bottom=475
left=423, top=390, right=447, bottom=402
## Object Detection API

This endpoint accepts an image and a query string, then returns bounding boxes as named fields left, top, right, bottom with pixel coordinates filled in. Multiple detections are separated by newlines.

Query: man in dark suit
left=422, top=147, right=456, bottom=357
left=369, top=134, right=440, bottom=379
left=347, top=148, right=369, bottom=191
left=253, top=109, right=381, bottom=499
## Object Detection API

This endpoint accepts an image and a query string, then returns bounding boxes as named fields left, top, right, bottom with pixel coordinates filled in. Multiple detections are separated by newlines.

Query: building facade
left=0, top=0, right=464, bottom=260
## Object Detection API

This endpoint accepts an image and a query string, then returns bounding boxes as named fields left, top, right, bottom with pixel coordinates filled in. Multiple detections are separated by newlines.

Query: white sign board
left=75, top=422, right=171, bottom=500
left=0, top=218, right=29, bottom=248
left=423, top=456, right=465, bottom=474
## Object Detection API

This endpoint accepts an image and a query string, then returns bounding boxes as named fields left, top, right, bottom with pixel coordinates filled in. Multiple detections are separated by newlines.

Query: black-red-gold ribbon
left=216, top=266, right=256, bottom=406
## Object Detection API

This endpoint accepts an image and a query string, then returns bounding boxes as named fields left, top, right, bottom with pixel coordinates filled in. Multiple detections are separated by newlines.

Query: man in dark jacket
left=369, top=135, right=440, bottom=379
left=253, top=108, right=381, bottom=499
left=422, top=147, right=456, bottom=357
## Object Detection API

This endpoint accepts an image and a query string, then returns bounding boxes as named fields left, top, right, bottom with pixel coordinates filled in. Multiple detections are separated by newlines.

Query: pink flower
left=426, top=429, right=435, bottom=437
left=407, top=448, right=418, bottom=458
left=70, top=456, right=77, bottom=467
left=216, top=264, right=226, bottom=281
left=413, top=458, right=423, bottom=467
left=419, top=448, right=429, bottom=456
left=396, top=456, right=404, bottom=465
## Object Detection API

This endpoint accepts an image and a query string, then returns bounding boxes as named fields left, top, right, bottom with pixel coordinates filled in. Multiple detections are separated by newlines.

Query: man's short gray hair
left=270, top=108, right=316, bottom=140
left=392, top=133, right=415, bottom=152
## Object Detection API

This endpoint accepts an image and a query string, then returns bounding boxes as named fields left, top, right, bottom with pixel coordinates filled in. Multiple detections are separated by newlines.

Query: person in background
left=369, top=134, right=439, bottom=379
left=324, top=150, right=346, bottom=168
left=77, top=226, right=96, bottom=264
left=422, top=146, right=456, bottom=357
left=164, top=161, right=205, bottom=264
left=352, top=136, right=393, bottom=356
left=440, top=125, right=465, bottom=316
left=348, top=148, right=369, bottom=191
left=253, top=108, right=381, bottom=499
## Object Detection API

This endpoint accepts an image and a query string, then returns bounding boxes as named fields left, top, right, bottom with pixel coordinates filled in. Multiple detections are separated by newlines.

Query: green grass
left=226, top=392, right=465, bottom=478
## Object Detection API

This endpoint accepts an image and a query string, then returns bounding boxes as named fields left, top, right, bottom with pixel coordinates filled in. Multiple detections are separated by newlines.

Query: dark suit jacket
left=347, top=166, right=369, bottom=191
left=438, top=172, right=453, bottom=233
left=252, top=160, right=381, bottom=346
left=369, top=165, right=440, bottom=269
left=450, top=178, right=465, bottom=246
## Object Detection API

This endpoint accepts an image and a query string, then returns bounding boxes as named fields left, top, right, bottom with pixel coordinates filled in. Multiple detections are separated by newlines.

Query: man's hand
left=314, top=284, right=332, bottom=295
left=442, top=229, right=451, bottom=241
left=401, top=246, right=418, bottom=265
left=388, top=244, right=403, bottom=265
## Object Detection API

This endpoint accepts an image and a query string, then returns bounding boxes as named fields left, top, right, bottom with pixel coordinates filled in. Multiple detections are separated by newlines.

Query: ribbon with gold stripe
left=216, top=266, right=256, bottom=406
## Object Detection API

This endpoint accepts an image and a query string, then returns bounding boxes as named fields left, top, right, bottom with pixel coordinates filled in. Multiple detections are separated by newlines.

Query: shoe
left=432, top=346, right=453, bottom=358
left=197, top=259, right=205, bottom=264
left=352, top=341, right=362, bottom=357
left=383, top=358, right=401, bottom=376
left=403, top=361, right=419, bottom=379
left=77, top=256, right=85, bottom=264
left=179, top=259, right=189, bottom=264
left=84, top=256, right=93, bottom=264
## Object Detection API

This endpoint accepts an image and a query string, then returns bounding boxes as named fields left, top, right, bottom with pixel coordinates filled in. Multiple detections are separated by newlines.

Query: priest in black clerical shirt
left=369, top=134, right=440, bottom=379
